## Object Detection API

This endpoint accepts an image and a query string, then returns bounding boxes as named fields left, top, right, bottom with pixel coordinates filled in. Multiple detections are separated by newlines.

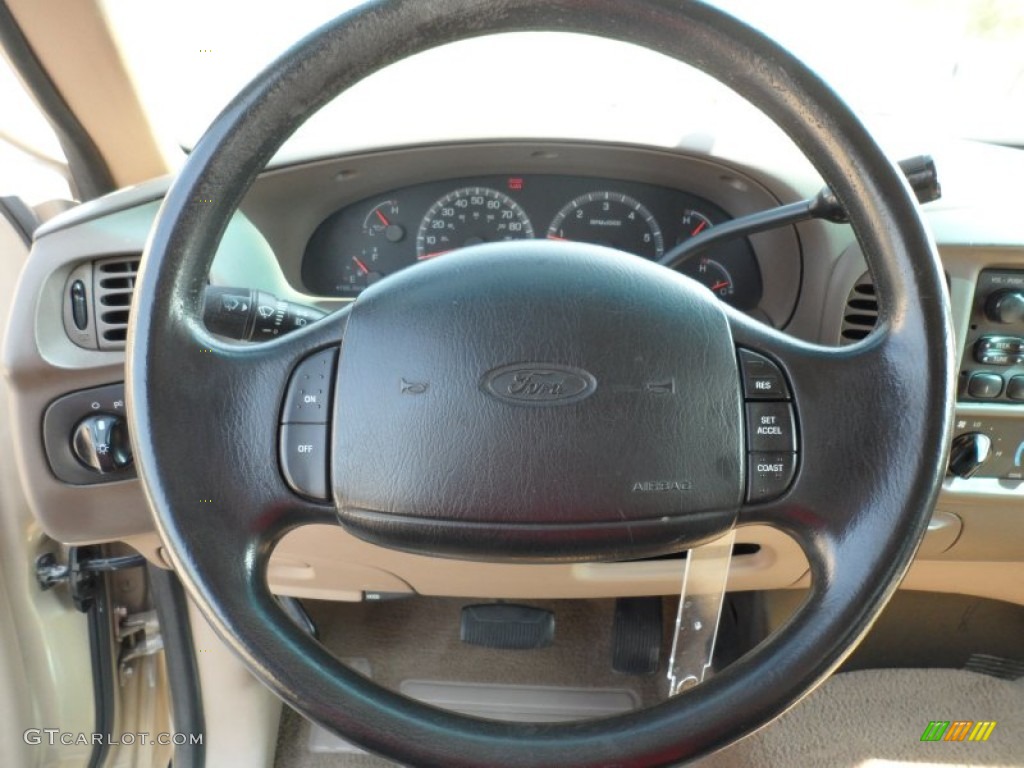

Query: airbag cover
left=332, top=241, right=743, bottom=558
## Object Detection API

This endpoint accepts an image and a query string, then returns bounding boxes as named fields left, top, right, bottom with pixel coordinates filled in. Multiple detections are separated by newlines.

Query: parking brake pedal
left=612, top=597, right=663, bottom=676
left=460, top=604, right=554, bottom=650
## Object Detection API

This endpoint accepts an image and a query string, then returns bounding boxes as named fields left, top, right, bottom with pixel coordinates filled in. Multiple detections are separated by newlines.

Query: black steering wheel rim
left=127, top=1, right=955, bottom=766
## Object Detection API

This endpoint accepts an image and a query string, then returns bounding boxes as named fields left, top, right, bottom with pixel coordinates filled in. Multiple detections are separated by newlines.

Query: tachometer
left=546, top=191, right=663, bottom=259
left=416, top=187, right=533, bottom=260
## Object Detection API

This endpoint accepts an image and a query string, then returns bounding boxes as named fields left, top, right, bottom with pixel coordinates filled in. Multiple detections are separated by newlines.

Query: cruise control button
left=280, top=423, right=329, bottom=499
left=746, top=402, right=797, bottom=452
left=967, top=372, right=1003, bottom=400
left=282, top=347, right=338, bottom=423
left=738, top=349, right=790, bottom=400
left=747, top=453, right=797, bottom=503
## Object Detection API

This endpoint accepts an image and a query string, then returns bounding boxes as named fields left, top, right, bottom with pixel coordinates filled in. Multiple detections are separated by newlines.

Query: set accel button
left=745, top=402, right=797, bottom=452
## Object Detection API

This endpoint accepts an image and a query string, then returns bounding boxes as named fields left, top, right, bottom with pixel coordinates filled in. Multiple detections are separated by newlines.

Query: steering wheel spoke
left=727, top=306, right=953, bottom=632
left=727, top=311, right=903, bottom=532
left=130, top=303, right=350, bottom=569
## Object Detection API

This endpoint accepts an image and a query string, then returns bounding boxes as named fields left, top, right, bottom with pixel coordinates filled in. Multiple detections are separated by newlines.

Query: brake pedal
left=460, top=603, right=555, bottom=650
left=965, top=653, right=1024, bottom=680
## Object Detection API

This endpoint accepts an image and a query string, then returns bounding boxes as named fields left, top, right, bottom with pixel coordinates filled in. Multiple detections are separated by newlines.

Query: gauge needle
left=691, top=220, right=708, bottom=236
left=710, top=280, right=730, bottom=291
left=352, top=256, right=370, bottom=274
left=375, top=209, right=390, bottom=226
left=546, top=234, right=568, bottom=241
left=417, top=249, right=452, bottom=261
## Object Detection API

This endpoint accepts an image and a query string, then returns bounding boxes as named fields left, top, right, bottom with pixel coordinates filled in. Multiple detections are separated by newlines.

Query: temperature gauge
left=681, top=257, right=736, bottom=302
left=678, top=209, right=713, bottom=244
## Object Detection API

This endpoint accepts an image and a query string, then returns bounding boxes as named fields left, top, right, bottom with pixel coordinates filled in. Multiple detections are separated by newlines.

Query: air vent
left=840, top=272, right=878, bottom=344
left=94, top=254, right=140, bottom=350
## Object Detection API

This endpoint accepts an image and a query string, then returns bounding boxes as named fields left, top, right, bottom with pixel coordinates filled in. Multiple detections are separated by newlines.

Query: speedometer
left=546, top=191, right=664, bottom=259
left=416, top=187, right=533, bottom=260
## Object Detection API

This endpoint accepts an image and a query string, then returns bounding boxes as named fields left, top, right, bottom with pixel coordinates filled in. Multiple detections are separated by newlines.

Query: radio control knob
left=985, top=290, right=1024, bottom=325
left=947, top=432, right=991, bottom=479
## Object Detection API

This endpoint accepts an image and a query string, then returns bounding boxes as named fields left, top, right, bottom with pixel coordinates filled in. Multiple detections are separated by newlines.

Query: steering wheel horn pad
left=334, top=241, right=743, bottom=560
left=128, top=1, right=954, bottom=765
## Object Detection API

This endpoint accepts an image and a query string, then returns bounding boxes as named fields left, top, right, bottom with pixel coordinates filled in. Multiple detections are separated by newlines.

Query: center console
left=951, top=268, right=1024, bottom=481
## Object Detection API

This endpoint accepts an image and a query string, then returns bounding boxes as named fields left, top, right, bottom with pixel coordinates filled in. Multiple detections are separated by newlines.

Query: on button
left=282, top=347, right=338, bottom=424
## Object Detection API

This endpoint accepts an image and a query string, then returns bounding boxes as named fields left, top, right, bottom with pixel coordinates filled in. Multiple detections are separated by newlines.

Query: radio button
left=974, top=336, right=1022, bottom=366
left=1006, top=376, right=1024, bottom=401
left=967, top=372, right=1004, bottom=399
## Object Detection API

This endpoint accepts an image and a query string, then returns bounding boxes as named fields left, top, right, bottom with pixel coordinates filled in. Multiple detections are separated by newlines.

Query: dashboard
left=5, top=138, right=1024, bottom=606
left=300, top=174, right=762, bottom=310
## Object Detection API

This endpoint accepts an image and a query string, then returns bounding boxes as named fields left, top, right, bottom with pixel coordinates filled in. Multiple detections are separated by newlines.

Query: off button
left=745, top=402, right=797, bottom=452
left=280, top=423, right=328, bottom=499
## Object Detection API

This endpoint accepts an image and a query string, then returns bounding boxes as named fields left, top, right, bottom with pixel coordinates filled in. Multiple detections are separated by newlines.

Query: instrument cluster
left=302, top=174, right=762, bottom=309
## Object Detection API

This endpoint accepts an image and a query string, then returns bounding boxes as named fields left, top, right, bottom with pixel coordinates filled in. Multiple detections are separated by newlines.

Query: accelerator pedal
left=612, top=597, right=663, bottom=676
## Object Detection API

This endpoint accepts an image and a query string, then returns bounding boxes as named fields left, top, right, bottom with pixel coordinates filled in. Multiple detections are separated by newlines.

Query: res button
left=738, top=349, right=790, bottom=400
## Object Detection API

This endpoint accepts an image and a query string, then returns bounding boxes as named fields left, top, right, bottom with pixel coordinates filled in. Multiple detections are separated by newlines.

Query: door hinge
left=115, top=607, right=164, bottom=685
left=35, top=547, right=146, bottom=612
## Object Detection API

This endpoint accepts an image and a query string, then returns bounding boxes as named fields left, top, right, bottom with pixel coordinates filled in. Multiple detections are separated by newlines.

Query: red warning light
left=507, top=177, right=524, bottom=191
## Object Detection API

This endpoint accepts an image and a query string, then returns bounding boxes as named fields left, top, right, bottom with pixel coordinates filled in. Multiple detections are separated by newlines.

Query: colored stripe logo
left=921, top=720, right=996, bottom=742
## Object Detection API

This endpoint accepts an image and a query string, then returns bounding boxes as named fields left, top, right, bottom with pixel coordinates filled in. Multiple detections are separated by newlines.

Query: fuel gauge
left=336, top=247, right=386, bottom=298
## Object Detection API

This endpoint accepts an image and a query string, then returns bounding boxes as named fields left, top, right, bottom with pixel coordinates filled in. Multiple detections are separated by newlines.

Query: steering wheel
left=127, top=1, right=954, bottom=765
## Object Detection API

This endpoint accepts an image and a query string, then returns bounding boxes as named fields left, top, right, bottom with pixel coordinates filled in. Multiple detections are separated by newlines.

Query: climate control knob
left=947, top=432, right=991, bottom=479
left=71, top=414, right=133, bottom=473
left=985, top=290, right=1024, bottom=325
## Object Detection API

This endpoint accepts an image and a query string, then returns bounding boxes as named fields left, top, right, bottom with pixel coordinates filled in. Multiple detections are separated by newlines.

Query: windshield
left=101, top=0, right=1024, bottom=166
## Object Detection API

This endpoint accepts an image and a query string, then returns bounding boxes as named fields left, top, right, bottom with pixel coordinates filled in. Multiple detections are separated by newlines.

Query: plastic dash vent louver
left=840, top=272, right=878, bottom=344
left=94, top=254, right=140, bottom=350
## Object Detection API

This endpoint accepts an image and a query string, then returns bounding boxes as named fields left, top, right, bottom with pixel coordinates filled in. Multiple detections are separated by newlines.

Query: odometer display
left=416, top=187, right=534, bottom=260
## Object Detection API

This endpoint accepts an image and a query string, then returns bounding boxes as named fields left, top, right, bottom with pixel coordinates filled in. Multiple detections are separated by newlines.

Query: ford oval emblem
left=482, top=363, right=597, bottom=406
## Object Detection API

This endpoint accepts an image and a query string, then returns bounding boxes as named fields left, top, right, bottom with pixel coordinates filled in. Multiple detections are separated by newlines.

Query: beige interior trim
left=6, top=0, right=168, bottom=186
left=188, top=599, right=282, bottom=768
left=126, top=516, right=1024, bottom=607
left=0, top=209, right=95, bottom=767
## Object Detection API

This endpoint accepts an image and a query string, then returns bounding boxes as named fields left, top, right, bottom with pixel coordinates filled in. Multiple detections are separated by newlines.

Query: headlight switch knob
left=71, top=414, right=133, bottom=474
